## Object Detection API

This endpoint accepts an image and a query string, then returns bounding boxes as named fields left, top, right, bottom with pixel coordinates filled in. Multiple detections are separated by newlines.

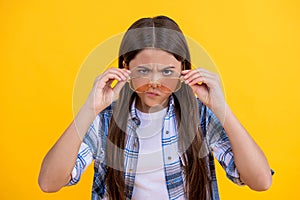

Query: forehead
left=129, top=48, right=181, bottom=68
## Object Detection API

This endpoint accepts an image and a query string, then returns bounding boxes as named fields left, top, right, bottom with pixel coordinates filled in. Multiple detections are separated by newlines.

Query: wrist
left=74, top=104, right=98, bottom=140
left=81, top=102, right=99, bottom=119
left=210, top=102, right=229, bottom=125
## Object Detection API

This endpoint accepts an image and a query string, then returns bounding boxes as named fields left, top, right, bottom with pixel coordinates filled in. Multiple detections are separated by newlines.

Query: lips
left=145, top=91, right=160, bottom=97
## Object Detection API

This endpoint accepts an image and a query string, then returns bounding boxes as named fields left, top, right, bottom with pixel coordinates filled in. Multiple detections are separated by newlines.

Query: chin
left=136, top=93, right=170, bottom=111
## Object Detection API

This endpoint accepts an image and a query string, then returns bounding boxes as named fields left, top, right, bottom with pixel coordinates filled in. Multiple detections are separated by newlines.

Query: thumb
left=193, top=84, right=209, bottom=104
left=112, top=80, right=127, bottom=97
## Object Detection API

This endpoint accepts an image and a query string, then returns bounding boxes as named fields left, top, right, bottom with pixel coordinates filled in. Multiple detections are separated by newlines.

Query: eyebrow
left=136, top=65, right=150, bottom=69
left=133, top=65, right=176, bottom=71
left=158, top=66, right=176, bottom=71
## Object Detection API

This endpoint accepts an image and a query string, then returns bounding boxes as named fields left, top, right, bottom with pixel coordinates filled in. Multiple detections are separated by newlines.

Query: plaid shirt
left=68, top=96, right=243, bottom=200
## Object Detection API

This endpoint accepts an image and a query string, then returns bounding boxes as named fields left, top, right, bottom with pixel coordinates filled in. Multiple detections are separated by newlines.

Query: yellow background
left=1, top=0, right=299, bottom=199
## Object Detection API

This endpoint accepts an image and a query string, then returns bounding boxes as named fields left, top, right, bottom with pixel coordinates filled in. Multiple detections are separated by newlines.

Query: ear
left=123, top=60, right=128, bottom=69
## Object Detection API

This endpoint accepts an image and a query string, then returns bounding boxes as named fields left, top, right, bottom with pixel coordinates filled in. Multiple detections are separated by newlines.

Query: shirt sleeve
left=204, top=106, right=244, bottom=186
left=66, top=114, right=101, bottom=186
left=66, top=142, right=94, bottom=185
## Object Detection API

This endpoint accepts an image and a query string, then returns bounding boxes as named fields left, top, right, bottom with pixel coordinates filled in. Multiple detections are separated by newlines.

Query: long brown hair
left=106, top=16, right=210, bottom=200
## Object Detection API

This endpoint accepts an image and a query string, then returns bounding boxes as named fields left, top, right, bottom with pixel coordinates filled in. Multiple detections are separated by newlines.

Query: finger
left=190, top=83, right=208, bottom=94
left=196, top=68, right=216, bottom=76
left=184, top=71, right=207, bottom=85
left=183, top=68, right=214, bottom=79
left=112, top=68, right=131, bottom=78
left=104, top=68, right=131, bottom=82
left=103, top=73, right=124, bottom=82
left=189, top=84, right=210, bottom=103
left=103, top=68, right=130, bottom=81
left=182, top=69, right=199, bottom=79
left=95, top=78, right=112, bottom=91
left=181, top=70, right=191, bottom=74
left=196, top=69, right=220, bottom=83
left=121, top=68, right=131, bottom=76
left=187, top=75, right=216, bottom=88
left=106, top=69, right=126, bottom=81
left=184, top=72, right=203, bottom=84
left=184, top=69, right=217, bottom=85
left=182, top=69, right=206, bottom=80
left=113, top=80, right=127, bottom=95
left=95, top=74, right=120, bottom=91
left=186, top=76, right=206, bottom=86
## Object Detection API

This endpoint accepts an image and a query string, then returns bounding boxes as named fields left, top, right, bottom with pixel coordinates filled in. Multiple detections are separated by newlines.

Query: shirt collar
left=129, top=94, right=176, bottom=126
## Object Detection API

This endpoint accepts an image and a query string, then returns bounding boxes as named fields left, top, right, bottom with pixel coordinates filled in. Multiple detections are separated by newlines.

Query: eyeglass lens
left=128, top=64, right=182, bottom=93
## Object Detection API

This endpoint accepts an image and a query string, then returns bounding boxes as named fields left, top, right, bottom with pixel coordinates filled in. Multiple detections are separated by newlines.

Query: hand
left=85, top=68, right=131, bottom=114
left=182, top=68, right=226, bottom=120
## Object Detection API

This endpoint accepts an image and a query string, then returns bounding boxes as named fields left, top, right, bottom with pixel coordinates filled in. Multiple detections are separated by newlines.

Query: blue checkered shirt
left=67, top=96, right=243, bottom=199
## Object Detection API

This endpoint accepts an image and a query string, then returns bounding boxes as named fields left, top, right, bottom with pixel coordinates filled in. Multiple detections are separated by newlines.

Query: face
left=126, top=48, right=182, bottom=112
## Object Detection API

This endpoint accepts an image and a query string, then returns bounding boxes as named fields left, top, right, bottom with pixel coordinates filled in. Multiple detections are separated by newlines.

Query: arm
left=219, top=104, right=272, bottom=191
left=38, top=68, right=130, bottom=192
left=182, top=68, right=272, bottom=191
left=38, top=104, right=96, bottom=192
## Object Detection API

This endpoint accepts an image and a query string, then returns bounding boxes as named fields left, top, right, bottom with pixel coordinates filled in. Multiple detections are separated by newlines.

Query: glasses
left=127, top=65, right=184, bottom=93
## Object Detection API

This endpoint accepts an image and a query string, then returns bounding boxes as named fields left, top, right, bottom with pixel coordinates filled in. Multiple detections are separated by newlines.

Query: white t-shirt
left=132, top=107, right=170, bottom=200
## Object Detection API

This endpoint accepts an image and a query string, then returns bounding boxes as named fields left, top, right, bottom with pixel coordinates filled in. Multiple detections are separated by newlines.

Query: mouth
left=145, top=91, right=160, bottom=97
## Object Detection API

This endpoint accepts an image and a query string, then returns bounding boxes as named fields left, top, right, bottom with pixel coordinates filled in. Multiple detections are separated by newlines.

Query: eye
left=162, top=69, right=173, bottom=76
left=137, top=68, right=150, bottom=75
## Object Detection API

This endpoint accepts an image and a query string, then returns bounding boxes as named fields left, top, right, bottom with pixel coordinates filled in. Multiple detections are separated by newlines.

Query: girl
left=38, top=16, right=272, bottom=200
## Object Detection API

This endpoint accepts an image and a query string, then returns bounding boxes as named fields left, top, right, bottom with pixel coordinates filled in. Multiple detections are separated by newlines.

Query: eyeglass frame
left=126, top=65, right=185, bottom=93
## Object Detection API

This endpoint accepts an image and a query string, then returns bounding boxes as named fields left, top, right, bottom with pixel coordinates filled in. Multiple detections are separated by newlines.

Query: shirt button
left=133, top=143, right=137, bottom=147
left=168, top=156, right=172, bottom=160
left=129, top=169, right=133, bottom=173
left=166, top=131, right=169, bottom=134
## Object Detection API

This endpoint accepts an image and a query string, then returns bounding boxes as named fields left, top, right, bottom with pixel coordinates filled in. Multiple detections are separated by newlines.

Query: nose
left=147, top=72, right=162, bottom=88
left=148, top=81, right=161, bottom=89
left=150, top=72, right=161, bottom=82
